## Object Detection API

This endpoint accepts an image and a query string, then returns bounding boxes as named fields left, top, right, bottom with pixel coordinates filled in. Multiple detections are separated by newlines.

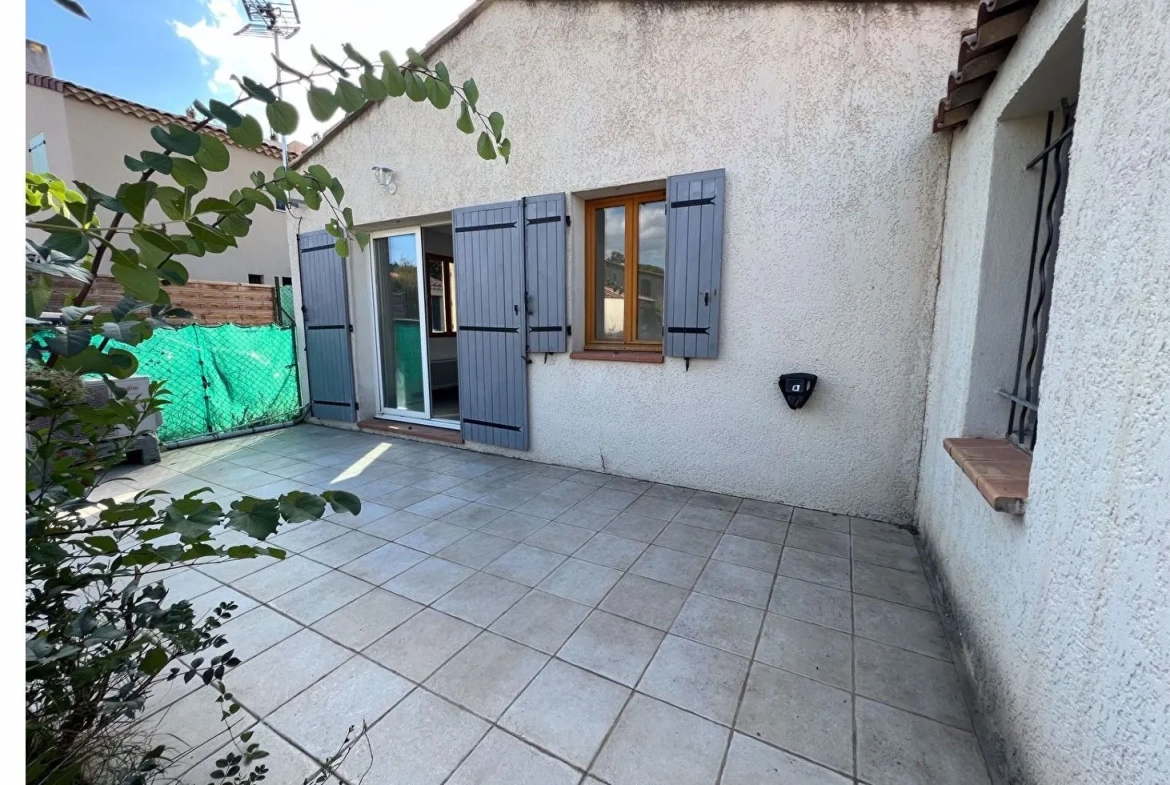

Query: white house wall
left=916, top=0, right=1170, bottom=781
left=290, top=0, right=970, bottom=522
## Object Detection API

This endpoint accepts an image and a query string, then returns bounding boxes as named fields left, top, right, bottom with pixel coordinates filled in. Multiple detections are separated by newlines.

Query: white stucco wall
left=916, top=0, right=1170, bottom=782
left=290, top=0, right=969, bottom=522
left=25, top=87, right=292, bottom=285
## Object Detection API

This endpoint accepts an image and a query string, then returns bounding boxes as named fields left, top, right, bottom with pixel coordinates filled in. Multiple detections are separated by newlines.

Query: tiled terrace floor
left=110, top=425, right=991, bottom=785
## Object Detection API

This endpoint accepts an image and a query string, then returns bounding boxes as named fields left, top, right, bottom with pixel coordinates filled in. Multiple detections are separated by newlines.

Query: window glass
left=428, top=261, right=446, bottom=333
left=594, top=205, right=626, bottom=341
left=637, top=200, right=667, bottom=341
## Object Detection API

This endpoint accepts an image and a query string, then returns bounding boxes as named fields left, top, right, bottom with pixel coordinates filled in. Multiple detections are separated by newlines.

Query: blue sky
left=26, top=0, right=477, bottom=138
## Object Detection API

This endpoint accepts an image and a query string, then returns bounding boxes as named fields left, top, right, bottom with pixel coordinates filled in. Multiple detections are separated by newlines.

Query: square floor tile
left=593, top=694, right=728, bottom=785
left=630, top=545, right=706, bottom=589
left=736, top=499, right=793, bottom=522
left=339, top=542, right=426, bottom=584
left=737, top=662, right=853, bottom=775
left=395, top=521, right=471, bottom=554
left=213, top=605, right=301, bottom=661
left=440, top=502, right=507, bottom=530
left=600, top=574, right=690, bottom=631
left=792, top=507, right=850, bottom=532
left=312, top=588, right=422, bottom=649
left=447, top=728, right=579, bottom=785
left=769, top=575, right=852, bottom=632
left=359, top=510, right=431, bottom=541
left=479, top=513, right=549, bottom=541
left=854, top=638, right=970, bottom=728
left=188, top=585, right=259, bottom=621
left=514, top=494, right=576, bottom=520
left=426, top=632, right=548, bottom=720
left=234, top=555, right=330, bottom=602
left=185, top=720, right=322, bottom=785
left=267, top=656, right=412, bottom=759
left=672, top=504, right=734, bottom=531
left=711, top=533, right=782, bottom=572
left=509, top=474, right=564, bottom=493
left=721, top=732, right=850, bottom=785
left=302, top=530, right=385, bottom=567
left=603, top=512, right=670, bottom=543
left=645, top=483, right=696, bottom=502
left=557, top=503, right=622, bottom=531
left=405, top=494, right=468, bottom=520
left=689, top=490, right=742, bottom=512
left=542, top=480, right=597, bottom=503
left=524, top=521, right=595, bottom=555
left=778, top=547, right=851, bottom=591
left=268, top=520, right=348, bottom=553
left=484, top=544, right=566, bottom=586
left=559, top=610, right=665, bottom=686
left=447, top=478, right=503, bottom=501
left=670, top=592, right=763, bottom=657
left=500, top=659, right=630, bottom=768
left=537, top=557, right=622, bottom=605
left=270, top=571, right=373, bottom=624
left=756, top=613, right=853, bottom=690
left=575, top=532, right=648, bottom=570
left=490, top=590, right=591, bottom=654
left=627, top=494, right=685, bottom=521
left=373, top=486, right=436, bottom=510
left=566, top=470, right=610, bottom=486
left=583, top=487, right=639, bottom=510
left=637, top=634, right=749, bottom=725
left=413, top=473, right=465, bottom=493
left=726, top=513, right=788, bottom=545
left=437, top=531, right=517, bottom=569
left=605, top=476, right=653, bottom=494
left=225, top=628, right=351, bottom=715
left=850, top=517, right=916, bottom=545
left=856, top=698, right=990, bottom=785
left=339, top=689, right=488, bottom=785
left=328, top=501, right=396, bottom=529
left=785, top=524, right=850, bottom=558
left=654, top=522, right=722, bottom=557
left=383, top=557, right=474, bottom=604
left=853, top=561, right=934, bottom=610
left=853, top=535, right=923, bottom=573
left=433, top=572, right=528, bottom=627
left=853, top=594, right=950, bottom=660
left=478, top=486, right=538, bottom=510
left=365, top=608, right=479, bottom=681
left=694, top=559, right=773, bottom=608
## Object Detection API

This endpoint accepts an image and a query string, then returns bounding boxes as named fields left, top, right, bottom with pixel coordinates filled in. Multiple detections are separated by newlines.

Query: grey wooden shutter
left=523, top=193, right=568, bottom=353
left=664, top=169, right=726, bottom=359
left=297, top=230, right=357, bottom=421
left=453, top=200, right=529, bottom=450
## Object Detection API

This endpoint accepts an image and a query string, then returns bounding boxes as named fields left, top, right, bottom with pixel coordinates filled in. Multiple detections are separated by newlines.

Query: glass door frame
left=368, top=225, right=460, bottom=430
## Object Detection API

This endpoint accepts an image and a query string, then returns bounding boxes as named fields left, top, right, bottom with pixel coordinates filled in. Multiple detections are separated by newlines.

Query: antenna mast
left=234, top=0, right=302, bottom=167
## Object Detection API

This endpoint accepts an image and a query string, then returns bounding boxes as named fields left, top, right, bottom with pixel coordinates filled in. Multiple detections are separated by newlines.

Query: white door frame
left=368, top=224, right=460, bottom=430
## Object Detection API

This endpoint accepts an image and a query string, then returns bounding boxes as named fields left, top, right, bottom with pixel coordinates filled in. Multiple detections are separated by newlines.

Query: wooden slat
left=48, top=277, right=281, bottom=326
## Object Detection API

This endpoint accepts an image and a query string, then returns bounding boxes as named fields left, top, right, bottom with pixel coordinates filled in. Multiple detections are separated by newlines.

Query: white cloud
left=172, top=0, right=476, bottom=143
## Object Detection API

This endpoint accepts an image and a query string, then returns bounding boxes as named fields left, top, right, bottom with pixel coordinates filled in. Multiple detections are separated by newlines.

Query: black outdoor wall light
left=779, top=373, right=817, bottom=410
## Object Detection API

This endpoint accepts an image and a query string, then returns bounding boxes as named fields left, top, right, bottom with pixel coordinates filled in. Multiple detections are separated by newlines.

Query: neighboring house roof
left=292, top=0, right=496, bottom=167
left=932, top=0, right=1039, bottom=132
left=27, top=72, right=287, bottom=159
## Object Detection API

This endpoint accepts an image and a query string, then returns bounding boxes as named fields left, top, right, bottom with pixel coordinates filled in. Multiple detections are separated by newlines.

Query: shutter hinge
left=348, top=325, right=354, bottom=333
left=566, top=324, right=572, bottom=337
left=565, top=214, right=571, bottom=228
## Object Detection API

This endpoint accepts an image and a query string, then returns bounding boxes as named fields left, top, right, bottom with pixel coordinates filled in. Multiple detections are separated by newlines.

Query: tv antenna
left=234, top=0, right=301, bottom=166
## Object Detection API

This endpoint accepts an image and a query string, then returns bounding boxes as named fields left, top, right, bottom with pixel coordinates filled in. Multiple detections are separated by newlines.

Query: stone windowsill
left=943, top=437, right=1031, bottom=515
left=570, top=350, right=664, bottom=364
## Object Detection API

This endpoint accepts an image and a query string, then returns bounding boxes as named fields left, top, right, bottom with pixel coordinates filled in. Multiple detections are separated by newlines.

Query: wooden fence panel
left=48, top=277, right=280, bottom=326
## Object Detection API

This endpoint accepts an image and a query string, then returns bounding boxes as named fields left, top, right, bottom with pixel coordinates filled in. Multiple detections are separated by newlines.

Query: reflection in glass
left=637, top=200, right=666, bottom=341
left=374, top=235, right=426, bottom=413
left=594, top=205, right=625, bottom=341
left=428, top=261, right=446, bottom=334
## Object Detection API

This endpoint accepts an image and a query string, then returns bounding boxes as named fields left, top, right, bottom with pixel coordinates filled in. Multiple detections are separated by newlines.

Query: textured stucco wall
left=25, top=90, right=292, bottom=285
left=292, top=0, right=969, bottom=522
left=916, top=0, right=1170, bottom=782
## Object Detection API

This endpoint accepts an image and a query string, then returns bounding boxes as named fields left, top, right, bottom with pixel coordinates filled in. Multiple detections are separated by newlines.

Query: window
left=584, top=189, right=667, bottom=350
left=247, top=274, right=264, bottom=284
left=28, top=133, right=48, bottom=173
left=425, top=254, right=456, bottom=336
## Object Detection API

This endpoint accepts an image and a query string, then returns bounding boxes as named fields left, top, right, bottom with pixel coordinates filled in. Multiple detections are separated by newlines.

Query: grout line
left=851, top=528, right=860, bottom=783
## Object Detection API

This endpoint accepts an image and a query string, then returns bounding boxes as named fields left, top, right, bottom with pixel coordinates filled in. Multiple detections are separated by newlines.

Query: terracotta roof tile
left=27, top=72, right=287, bottom=159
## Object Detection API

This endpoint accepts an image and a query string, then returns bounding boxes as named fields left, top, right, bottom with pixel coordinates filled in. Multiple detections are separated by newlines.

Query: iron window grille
left=998, top=99, right=1075, bottom=452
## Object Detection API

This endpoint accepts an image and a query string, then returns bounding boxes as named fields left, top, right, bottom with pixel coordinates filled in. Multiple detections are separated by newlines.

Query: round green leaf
left=359, top=70, right=388, bottom=101
left=171, top=158, right=208, bottom=192
left=111, top=262, right=160, bottom=303
left=194, top=134, right=230, bottom=172
left=456, top=102, right=474, bottom=134
left=405, top=72, right=427, bottom=103
left=427, top=77, right=452, bottom=109
left=151, top=124, right=201, bottom=156
left=334, top=238, right=349, bottom=258
left=307, top=86, right=338, bottom=122
left=240, top=75, right=277, bottom=103
left=335, top=79, right=367, bottom=113
left=463, top=78, right=479, bottom=108
left=209, top=99, right=243, bottom=128
left=382, top=65, right=405, bottom=97
left=477, top=131, right=497, bottom=161
left=266, top=100, right=299, bottom=135
left=226, top=115, right=264, bottom=149
left=488, top=111, right=505, bottom=142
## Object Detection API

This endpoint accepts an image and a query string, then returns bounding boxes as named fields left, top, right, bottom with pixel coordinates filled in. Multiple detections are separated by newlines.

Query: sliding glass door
left=373, top=230, right=432, bottom=419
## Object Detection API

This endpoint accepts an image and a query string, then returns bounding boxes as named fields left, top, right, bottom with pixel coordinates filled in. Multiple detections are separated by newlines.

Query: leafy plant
left=28, top=3, right=510, bottom=782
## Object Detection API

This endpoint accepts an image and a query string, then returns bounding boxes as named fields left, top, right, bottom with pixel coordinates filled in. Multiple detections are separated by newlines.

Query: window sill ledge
left=570, top=350, right=664, bottom=364
left=943, top=437, right=1031, bottom=515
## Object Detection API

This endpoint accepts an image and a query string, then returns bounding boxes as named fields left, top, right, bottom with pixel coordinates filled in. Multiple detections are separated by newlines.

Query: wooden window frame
left=424, top=253, right=456, bottom=338
left=584, top=189, right=667, bottom=352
